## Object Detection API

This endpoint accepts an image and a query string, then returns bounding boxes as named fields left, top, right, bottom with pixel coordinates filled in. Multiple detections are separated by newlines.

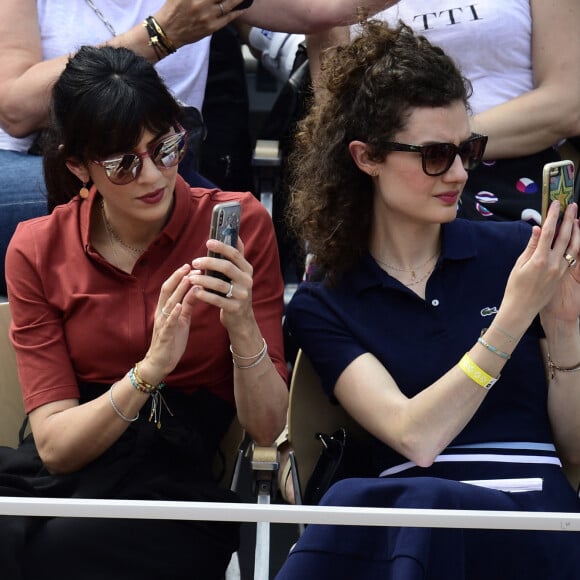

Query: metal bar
left=0, top=497, right=579, bottom=531
left=254, top=494, right=271, bottom=580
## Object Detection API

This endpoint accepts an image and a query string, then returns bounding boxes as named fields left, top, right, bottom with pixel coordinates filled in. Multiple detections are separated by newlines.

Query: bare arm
left=470, top=0, right=580, bottom=159
left=336, top=203, right=580, bottom=467
left=240, top=0, right=399, bottom=33
left=230, top=326, right=289, bottom=447
left=28, top=265, right=201, bottom=474
left=540, top=225, right=580, bottom=470
left=541, top=332, right=580, bottom=478
left=306, top=26, right=350, bottom=90
left=0, top=0, right=242, bottom=137
left=190, top=238, right=288, bottom=446
left=28, top=260, right=287, bottom=473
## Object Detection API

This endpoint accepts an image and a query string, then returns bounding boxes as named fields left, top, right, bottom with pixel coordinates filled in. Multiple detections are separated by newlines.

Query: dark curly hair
left=286, top=20, right=471, bottom=283
left=43, top=45, right=182, bottom=211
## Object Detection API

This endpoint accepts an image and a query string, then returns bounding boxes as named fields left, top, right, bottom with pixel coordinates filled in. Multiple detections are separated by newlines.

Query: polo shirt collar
left=349, top=218, right=479, bottom=294
left=79, top=175, right=193, bottom=250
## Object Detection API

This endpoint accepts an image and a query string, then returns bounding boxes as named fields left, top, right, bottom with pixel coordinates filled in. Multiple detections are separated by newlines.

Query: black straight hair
left=43, top=45, right=182, bottom=210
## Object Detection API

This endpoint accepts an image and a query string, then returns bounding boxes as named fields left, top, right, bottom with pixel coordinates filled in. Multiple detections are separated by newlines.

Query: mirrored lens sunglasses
left=93, top=128, right=187, bottom=185
left=383, top=133, right=488, bottom=177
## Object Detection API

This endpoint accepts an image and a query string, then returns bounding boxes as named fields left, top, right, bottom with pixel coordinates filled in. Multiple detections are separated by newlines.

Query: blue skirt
left=275, top=461, right=580, bottom=580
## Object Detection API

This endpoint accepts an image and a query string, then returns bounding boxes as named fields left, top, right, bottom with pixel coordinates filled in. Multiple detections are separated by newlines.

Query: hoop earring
left=79, top=181, right=89, bottom=199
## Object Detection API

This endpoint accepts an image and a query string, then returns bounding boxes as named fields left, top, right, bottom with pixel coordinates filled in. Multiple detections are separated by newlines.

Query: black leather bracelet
left=145, top=16, right=176, bottom=55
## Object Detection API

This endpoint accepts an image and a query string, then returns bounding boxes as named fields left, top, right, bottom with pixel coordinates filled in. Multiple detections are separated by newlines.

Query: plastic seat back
left=0, top=302, right=26, bottom=448
left=287, top=349, right=368, bottom=500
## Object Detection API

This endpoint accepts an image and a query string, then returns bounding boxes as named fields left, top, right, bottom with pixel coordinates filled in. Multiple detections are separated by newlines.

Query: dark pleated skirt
left=0, top=385, right=240, bottom=580
left=275, top=461, right=580, bottom=580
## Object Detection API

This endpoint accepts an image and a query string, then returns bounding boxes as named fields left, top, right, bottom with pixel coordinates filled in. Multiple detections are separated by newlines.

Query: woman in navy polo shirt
left=278, top=20, right=580, bottom=579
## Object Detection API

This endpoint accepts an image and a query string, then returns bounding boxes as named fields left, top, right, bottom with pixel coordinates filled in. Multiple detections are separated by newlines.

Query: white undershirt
left=359, top=0, right=533, bottom=116
left=0, top=0, right=210, bottom=152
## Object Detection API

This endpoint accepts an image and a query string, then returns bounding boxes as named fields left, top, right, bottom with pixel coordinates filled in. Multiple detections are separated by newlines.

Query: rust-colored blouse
left=6, top=176, right=287, bottom=413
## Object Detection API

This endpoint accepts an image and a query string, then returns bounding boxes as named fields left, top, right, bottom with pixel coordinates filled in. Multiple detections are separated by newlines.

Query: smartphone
left=206, top=201, right=242, bottom=287
left=234, top=0, right=254, bottom=10
left=541, top=160, right=576, bottom=224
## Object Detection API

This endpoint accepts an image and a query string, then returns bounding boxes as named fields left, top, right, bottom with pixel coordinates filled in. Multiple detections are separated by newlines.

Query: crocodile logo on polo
left=480, top=306, right=498, bottom=317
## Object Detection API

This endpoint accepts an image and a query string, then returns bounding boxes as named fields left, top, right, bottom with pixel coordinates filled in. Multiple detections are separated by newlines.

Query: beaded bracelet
left=477, top=336, right=511, bottom=360
left=547, top=352, right=580, bottom=380
left=128, top=362, right=165, bottom=394
left=109, top=383, right=139, bottom=422
left=458, top=353, right=499, bottom=390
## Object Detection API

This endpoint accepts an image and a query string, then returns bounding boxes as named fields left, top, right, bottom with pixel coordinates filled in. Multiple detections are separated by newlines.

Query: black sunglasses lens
left=423, top=144, right=456, bottom=176
left=460, top=137, right=486, bottom=170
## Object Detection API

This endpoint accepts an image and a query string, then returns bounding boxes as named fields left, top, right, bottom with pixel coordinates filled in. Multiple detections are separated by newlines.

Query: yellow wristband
left=458, top=353, right=499, bottom=390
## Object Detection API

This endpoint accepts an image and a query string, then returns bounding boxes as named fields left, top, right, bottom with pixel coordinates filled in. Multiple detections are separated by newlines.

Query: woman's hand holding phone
left=541, top=160, right=576, bottom=226
left=206, top=201, right=242, bottom=295
left=187, top=201, right=255, bottom=327
left=190, top=237, right=256, bottom=332
left=501, top=200, right=580, bottom=329
left=540, top=200, right=580, bottom=325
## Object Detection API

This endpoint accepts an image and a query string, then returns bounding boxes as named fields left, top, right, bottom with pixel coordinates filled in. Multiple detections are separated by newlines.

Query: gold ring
left=564, top=253, right=577, bottom=268
left=225, top=282, right=234, bottom=299
left=161, top=307, right=171, bottom=317
left=218, top=2, right=225, bottom=16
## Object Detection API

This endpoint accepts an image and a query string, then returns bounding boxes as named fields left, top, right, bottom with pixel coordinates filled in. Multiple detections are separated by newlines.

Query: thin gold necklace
left=374, top=250, right=439, bottom=281
left=101, top=201, right=122, bottom=269
left=100, top=199, right=145, bottom=257
left=404, top=264, right=436, bottom=287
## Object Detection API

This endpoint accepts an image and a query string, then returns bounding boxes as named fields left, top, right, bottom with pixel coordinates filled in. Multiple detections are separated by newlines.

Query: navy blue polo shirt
left=285, top=218, right=553, bottom=471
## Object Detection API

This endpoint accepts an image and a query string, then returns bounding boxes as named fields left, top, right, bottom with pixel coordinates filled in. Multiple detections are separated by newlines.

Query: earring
left=79, top=181, right=89, bottom=199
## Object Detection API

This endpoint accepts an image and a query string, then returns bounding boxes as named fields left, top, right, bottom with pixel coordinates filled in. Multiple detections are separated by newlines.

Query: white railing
left=0, top=497, right=579, bottom=531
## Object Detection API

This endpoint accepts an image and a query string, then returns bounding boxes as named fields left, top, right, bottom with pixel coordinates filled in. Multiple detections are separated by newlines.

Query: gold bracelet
left=142, top=18, right=170, bottom=60
left=148, top=34, right=164, bottom=61
left=129, top=362, right=165, bottom=393
left=146, top=16, right=176, bottom=54
left=547, top=352, right=580, bottom=380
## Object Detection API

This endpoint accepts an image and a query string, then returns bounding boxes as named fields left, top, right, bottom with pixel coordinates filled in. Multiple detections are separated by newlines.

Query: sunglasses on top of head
left=383, top=133, right=488, bottom=177
left=92, top=126, right=187, bottom=185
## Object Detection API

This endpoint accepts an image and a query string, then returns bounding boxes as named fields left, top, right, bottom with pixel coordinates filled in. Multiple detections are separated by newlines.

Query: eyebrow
left=407, top=134, right=474, bottom=146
